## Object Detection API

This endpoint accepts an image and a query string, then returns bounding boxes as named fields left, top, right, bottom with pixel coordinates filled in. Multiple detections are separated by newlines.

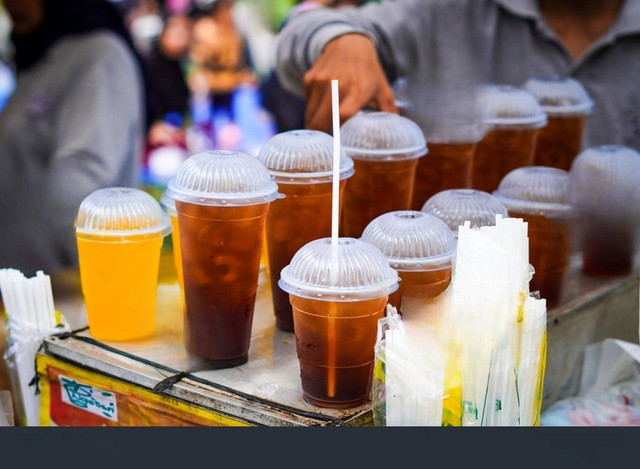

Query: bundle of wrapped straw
left=372, top=215, right=547, bottom=426
left=448, top=215, right=547, bottom=426
left=0, top=268, right=63, bottom=426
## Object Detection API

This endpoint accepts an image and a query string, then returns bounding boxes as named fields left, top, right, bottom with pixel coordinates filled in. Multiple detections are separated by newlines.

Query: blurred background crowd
left=0, top=0, right=369, bottom=188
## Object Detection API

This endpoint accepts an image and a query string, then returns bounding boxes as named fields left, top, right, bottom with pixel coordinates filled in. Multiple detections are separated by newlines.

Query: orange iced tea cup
left=279, top=238, right=398, bottom=408
left=339, top=111, right=427, bottom=238
left=166, top=150, right=281, bottom=367
left=523, top=76, right=594, bottom=171
left=258, top=130, right=354, bottom=332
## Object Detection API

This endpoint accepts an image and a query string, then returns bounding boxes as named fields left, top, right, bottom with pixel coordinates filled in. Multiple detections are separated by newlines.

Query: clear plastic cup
left=421, top=188, right=509, bottom=238
left=279, top=237, right=399, bottom=408
left=257, top=129, right=354, bottom=332
left=75, top=187, right=172, bottom=341
left=523, top=76, right=594, bottom=170
left=166, top=150, right=281, bottom=367
left=160, top=192, right=184, bottom=303
left=339, top=111, right=427, bottom=238
left=569, top=145, right=640, bottom=276
left=361, top=211, right=456, bottom=315
left=471, top=85, right=548, bottom=192
left=494, top=166, right=574, bottom=308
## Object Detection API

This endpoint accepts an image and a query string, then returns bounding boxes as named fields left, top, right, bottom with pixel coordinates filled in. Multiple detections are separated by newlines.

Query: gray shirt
left=0, top=31, right=144, bottom=275
left=276, top=0, right=640, bottom=150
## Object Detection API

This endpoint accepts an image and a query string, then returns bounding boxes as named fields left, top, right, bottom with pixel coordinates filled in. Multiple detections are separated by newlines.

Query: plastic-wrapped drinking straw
left=327, top=80, right=341, bottom=397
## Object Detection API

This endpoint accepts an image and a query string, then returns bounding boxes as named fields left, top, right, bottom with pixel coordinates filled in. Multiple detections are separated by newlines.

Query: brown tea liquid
left=289, top=295, right=388, bottom=408
left=471, top=127, right=540, bottom=193
left=266, top=181, right=345, bottom=332
left=411, top=142, right=477, bottom=210
left=341, top=158, right=419, bottom=238
left=510, top=211, right=572, bottom=309
left=533, top=115, right=587, bottom=170
left=387, top=268, right=452, bottom=315
left=581, top=217, right=636, bottom=277
left=177, top=201, right=269, bottom=367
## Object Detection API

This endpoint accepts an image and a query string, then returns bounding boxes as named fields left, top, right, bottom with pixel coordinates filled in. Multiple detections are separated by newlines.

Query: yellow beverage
left=77, top=233, right=164, bottom=341
left=169, top=214, right=185, bottom=297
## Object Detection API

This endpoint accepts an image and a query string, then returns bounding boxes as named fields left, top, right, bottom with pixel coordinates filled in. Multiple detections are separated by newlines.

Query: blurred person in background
left=0, top=0, right=147, bottom=276
left=189, top=0, right=257, bottom=119
left=144, top=13, right=193, bottom=148
left=276, top=0, right=640, bottom=151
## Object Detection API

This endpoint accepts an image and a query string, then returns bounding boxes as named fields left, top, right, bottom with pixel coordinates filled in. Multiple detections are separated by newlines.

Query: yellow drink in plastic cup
left=76, top=187, right=172, bottom=342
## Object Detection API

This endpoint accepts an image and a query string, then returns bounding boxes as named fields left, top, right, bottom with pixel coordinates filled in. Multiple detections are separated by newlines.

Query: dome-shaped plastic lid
left=75, top=187, right=172, bottom=238
left=166, top=150, right=281, bottom=206
left=256, top=129, right=355, bottom=184
left=569, top=145, right=640, bottom=211
left=478, top=85, right=548, bottom=128
left=493, top=166, right=573, bottom=216
left=421, top=189, right=509, bottom=237
left=340, top=111, right=427, bottom=161
left=160, top=191, right=177, bottom=216
left=523, top=75, right=594, bottom=116
left=279, top=237, right=399, bottom=301
left=361, top=211, right=456, bottom=271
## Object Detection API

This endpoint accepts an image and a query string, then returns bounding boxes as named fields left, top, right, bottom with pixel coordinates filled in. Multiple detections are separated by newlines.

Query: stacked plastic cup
left=339, top=111, right=427, bottom=238
left=160, top=191, right=184, bottom=305
left=570, top=145, right=640, bottom=276
left=471, top=85, right=547, bottom=192
left=361, top=211, right=456, bottom=315
left=279, top=238, right=399, bottom=409
left=493, top=166, right=575, bottom=308
left=75, top=187, right=172, bottom=341
left=523, top=76, right=594, bottom=170
left=166, top=150, right=281, bottom=367
left=257, top=129, right=354, bottom=332
left=421, top=188, right=509, bottom=238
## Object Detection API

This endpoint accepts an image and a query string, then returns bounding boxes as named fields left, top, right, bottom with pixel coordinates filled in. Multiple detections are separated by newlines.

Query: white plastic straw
left=331, top=79, right=341, bottom=246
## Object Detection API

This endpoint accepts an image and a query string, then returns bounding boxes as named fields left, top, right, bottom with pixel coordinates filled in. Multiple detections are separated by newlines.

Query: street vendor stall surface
left=26, top=247, right=639, bottom=426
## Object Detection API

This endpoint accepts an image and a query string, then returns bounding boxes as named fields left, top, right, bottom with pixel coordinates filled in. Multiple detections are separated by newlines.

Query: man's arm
left=275, top=1, right=424, bottom=130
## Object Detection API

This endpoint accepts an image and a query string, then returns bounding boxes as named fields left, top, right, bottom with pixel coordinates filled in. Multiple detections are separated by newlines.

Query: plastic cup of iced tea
left=257, top=129, right=354, bottom=332
left=75, top=187, right=172, bottom=341
left=166, top=150, right=281, bottom=367
left=361, top=211, right=456, bottom=315
left=161, top=192, right=185, bottom=304
left=471, top=85, right=547, bottom=193
left=523, top=75, right=594, bottom=170
left=494, top=166, right=575, bottom=308
left=339, top=111, right=427, bottom=238
left=569, top=145, right=640, bottom=276
left=279, top=238, right=398, bottom=408
left=421, top=188, right=509, bottom=239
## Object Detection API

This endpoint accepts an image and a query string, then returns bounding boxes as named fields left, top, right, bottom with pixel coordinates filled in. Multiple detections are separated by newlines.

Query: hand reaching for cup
left=303, top=33, right=398, bottom=131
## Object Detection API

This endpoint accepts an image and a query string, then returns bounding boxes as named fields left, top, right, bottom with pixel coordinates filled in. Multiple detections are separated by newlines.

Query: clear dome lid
left=493, top=166, right=573, bottom=216
left=279, top=237, right=399, bottom=301
left=165, top=150, right=281, bottom=206
left=361, top=211, right=456, bottom=271
left=421, top=189, right=509, bottom=237
left=75, top=187, right=172, bottom=238
left=340, top=111, right=427, bottom=161
left=569, top=145, right=640, bottom=215
left=256, top=129, right=354, bottom=184
left=522, top=75, right=594, bottom=116
left=478, top=85, right=548, bottom=128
